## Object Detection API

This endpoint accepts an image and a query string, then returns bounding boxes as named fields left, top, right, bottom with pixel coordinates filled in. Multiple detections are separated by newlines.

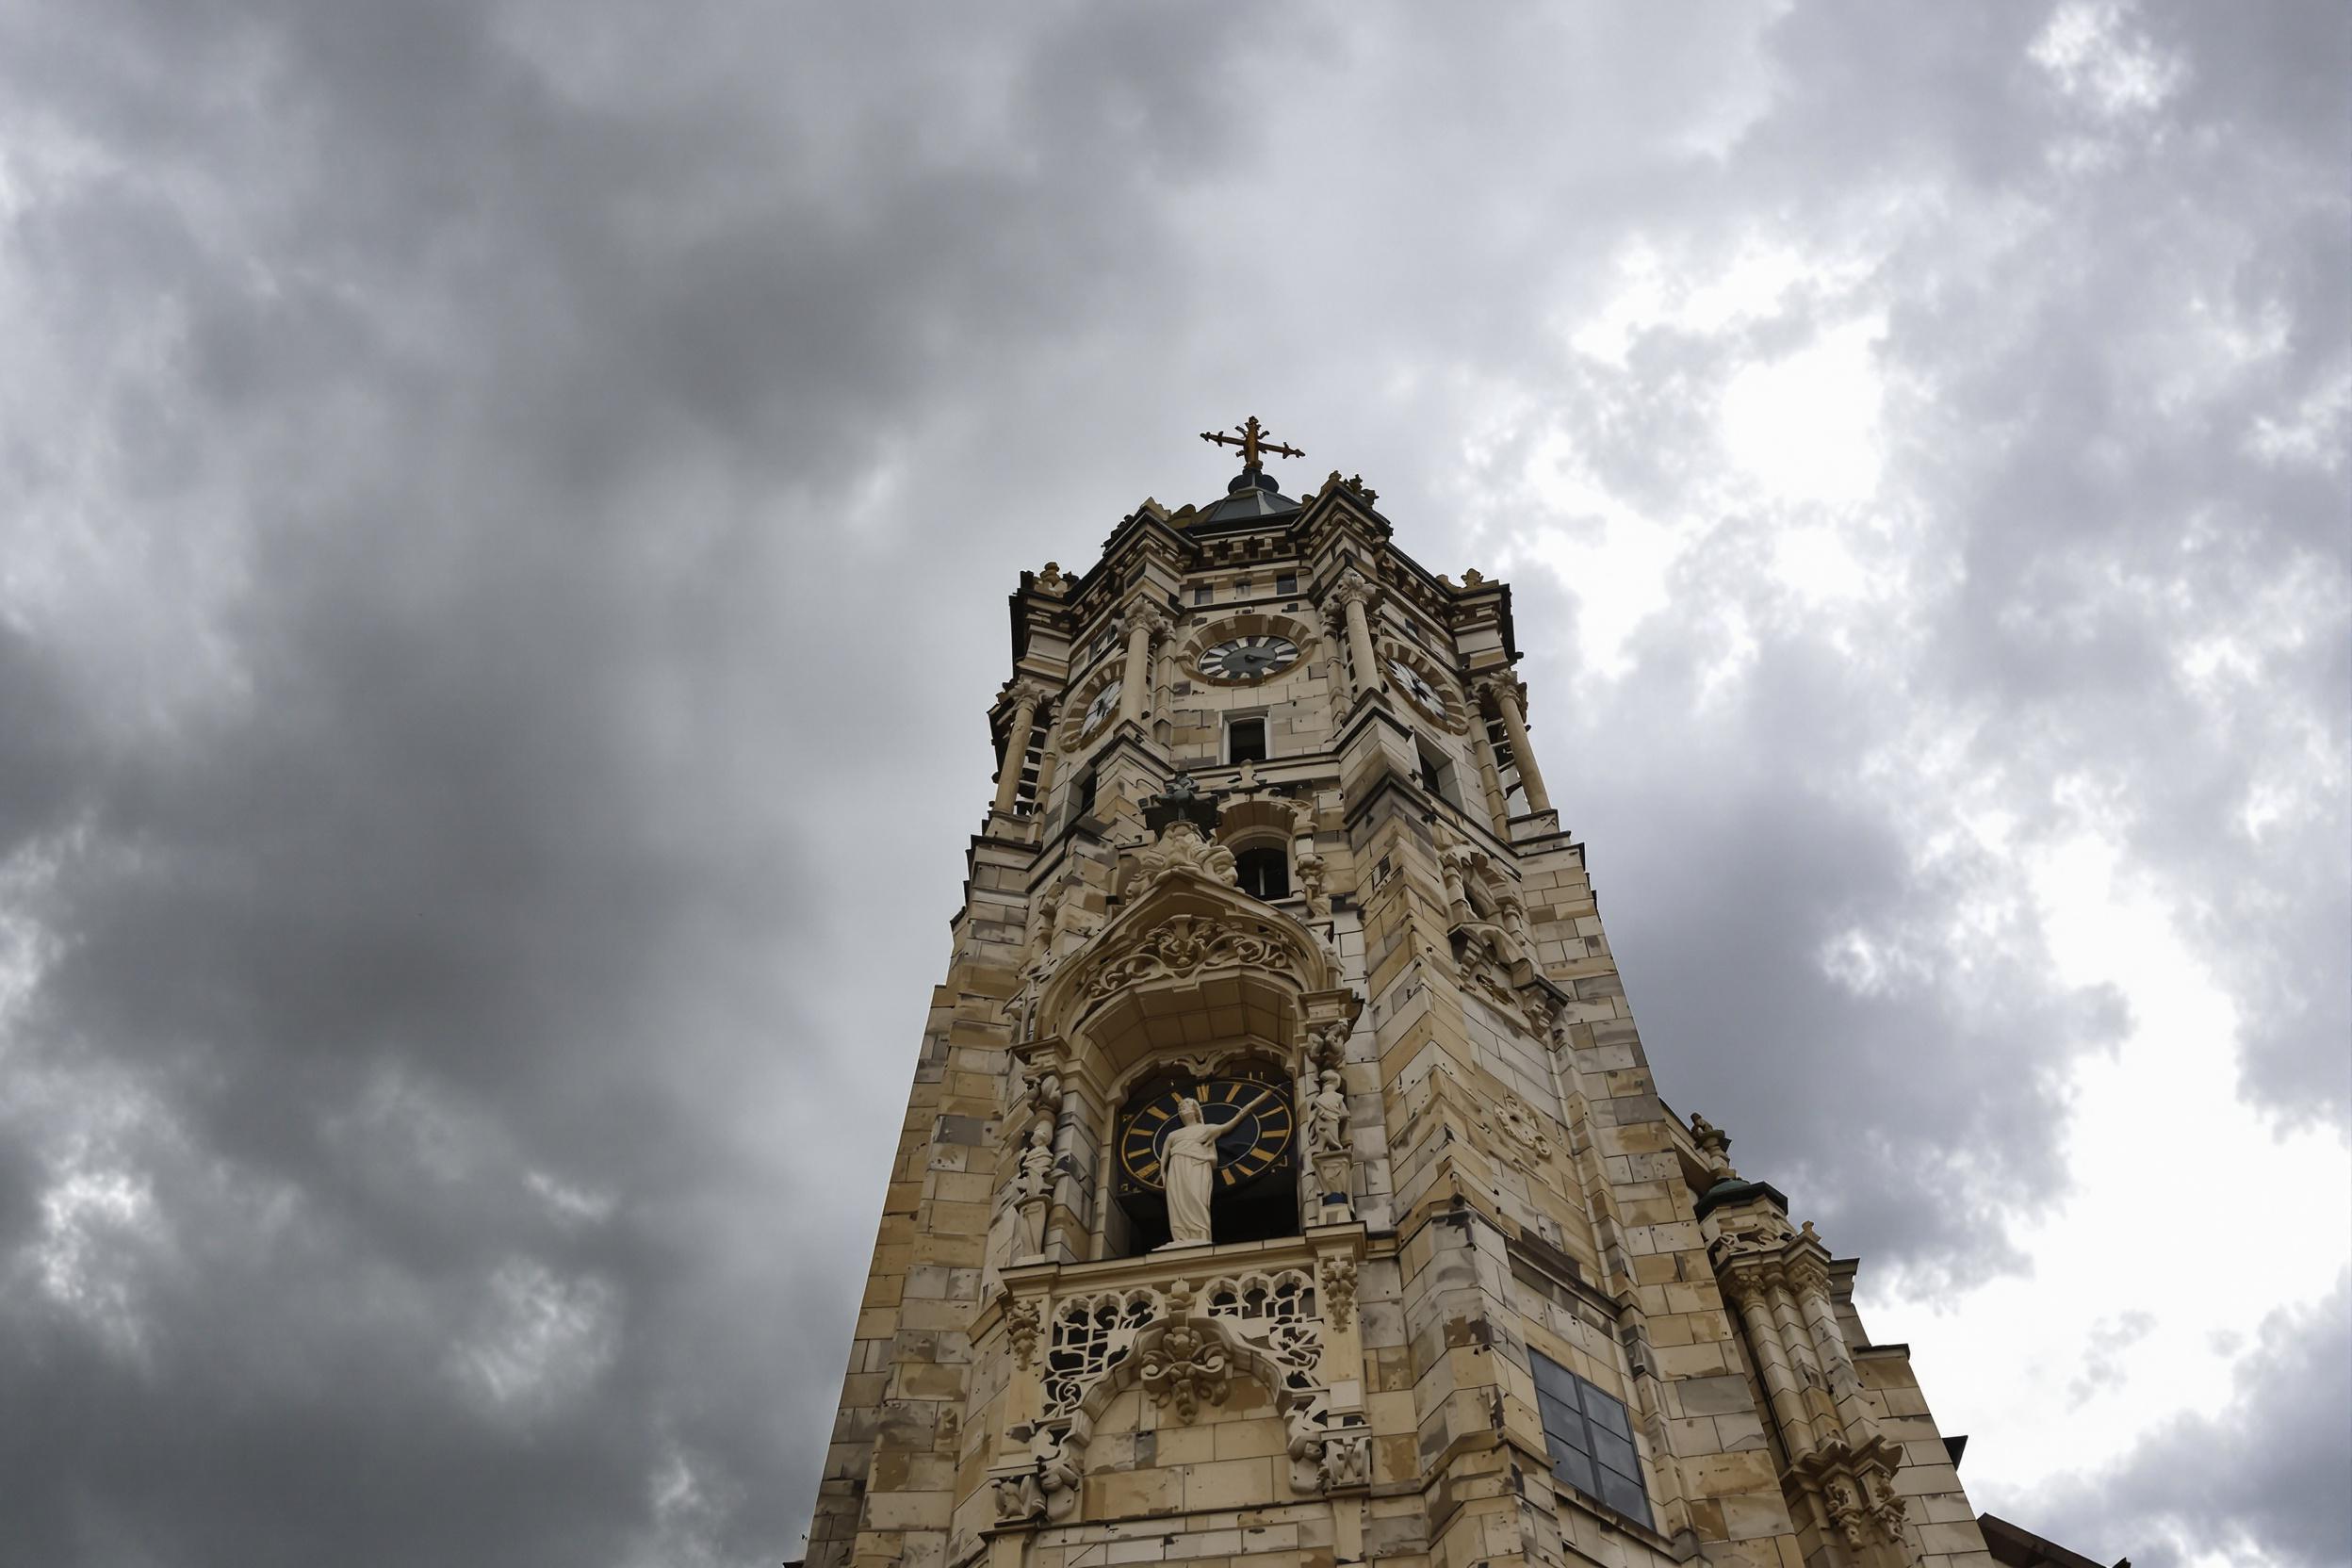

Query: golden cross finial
left=1200, top=416, right=1304, bottom=471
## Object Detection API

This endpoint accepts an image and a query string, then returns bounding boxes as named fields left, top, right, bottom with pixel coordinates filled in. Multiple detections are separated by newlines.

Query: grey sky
left=1, top=3, right=2344, bottom=1565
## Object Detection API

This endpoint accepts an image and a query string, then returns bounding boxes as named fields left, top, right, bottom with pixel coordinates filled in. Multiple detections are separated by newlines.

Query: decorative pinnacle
left=1200, top=415, right=1304, bottom=472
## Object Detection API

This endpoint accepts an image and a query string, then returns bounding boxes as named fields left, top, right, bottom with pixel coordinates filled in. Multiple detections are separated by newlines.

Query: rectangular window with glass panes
left=1530, top=1351, right=1652, bottom=1527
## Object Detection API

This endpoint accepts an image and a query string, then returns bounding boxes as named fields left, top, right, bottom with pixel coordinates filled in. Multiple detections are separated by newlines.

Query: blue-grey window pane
left=1538, top=1394, right=1585, bottom=1447
left=1581, top=1381, right=1633, bottom=1440
left=1532, top=1354, right=1579, bottom=1408
left=1592, top=1428, right=1638, bottom=1478
left=1597, top=1468, right=1651, bottom=1523
left=1548, top=1446, right=1596, bottom=1494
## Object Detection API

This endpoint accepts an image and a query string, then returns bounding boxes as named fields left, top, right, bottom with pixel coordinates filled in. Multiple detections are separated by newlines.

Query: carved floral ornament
left=1316, top=1256, right=1358, bottom=1329
left=1471, top=671, right=1528, bottom=719
left=1124, top=596, right=1175, bottom=643
left=1079, top=915, right=1304, bottom=1002
left=1005, top=1297, right=1042, bottom=1367
left=1452, top=930, right=1557, bottom=1039
left=989, top=1266, right=1368, bottom=1528
left=1002, top=677, right=1055, bottom=714
left=1136, top=1282, right=1230, bottom=1420
left=1119, top=819, right=1236, bottom=892
left=1477, top=1092, right=1554, bottom=1168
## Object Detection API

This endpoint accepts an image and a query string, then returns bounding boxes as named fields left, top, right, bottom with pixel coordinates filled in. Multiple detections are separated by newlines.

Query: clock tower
left=801, top=423, right=2003, bottom=1568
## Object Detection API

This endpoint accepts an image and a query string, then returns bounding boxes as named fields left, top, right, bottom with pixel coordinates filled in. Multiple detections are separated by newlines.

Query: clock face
left=1199, top=634, right=1300, bottom=683
left=1118, top=1076, right=1295, bottom=1196
left=1385, top=657, right=1446, bottom=712
left=1079, top=680, right=1121, bottom=738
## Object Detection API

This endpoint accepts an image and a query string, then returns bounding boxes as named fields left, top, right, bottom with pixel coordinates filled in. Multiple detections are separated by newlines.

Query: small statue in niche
left=1306, top=1070, right=1348, bottom=1155
left=1305, top=1069, right=1353, bottom=1213
left=1011, top=1119, right=1055, bottom=1259
left=1014, top=1119, right=1054, bottom=1200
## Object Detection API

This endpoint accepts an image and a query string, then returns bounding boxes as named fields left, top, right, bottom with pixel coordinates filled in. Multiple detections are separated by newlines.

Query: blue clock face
left=1117, top=1077, right=1294, bottom=1195
left=1199, top=635, right=1299, bottom=683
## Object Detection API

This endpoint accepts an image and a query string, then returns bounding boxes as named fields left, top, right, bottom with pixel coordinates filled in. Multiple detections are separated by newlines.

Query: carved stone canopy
left=1036, top=864, right=1336, bottom=1079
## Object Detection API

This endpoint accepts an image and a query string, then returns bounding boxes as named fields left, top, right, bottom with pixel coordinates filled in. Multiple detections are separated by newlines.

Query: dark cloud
left=2016, top=1272, right=2352, bottom=1568
left=0, top=0, right=2342, bottom=1563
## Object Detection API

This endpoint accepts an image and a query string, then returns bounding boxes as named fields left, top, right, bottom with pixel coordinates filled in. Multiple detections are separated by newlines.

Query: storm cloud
left=0, top=2, right=2344, bottom=1565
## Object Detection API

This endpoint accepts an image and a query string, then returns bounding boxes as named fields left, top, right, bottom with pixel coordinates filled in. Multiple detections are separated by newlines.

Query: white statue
left=1012, top=1119, right=1054, bottom=1258
left=1156, top=1089, right=1274, bottom=1249
left=1306, top=1070, right=1348, bottom=1157
left=1306, top=1069, right=1353, bottom=1211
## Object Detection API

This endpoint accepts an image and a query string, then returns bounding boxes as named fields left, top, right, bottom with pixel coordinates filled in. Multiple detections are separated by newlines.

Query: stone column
left=1031, top=740, right=1059, bottom=813
left=1770, top=1273, right=1839, bottom=1437
left=1468, top=724, right=1511, bottom=834
left=990, top=680, right=1051, bottom=818
left=1726, top=1270, right=1819, bottom=1460
left=1478, top=676, right=1551, bottom=814
left=1319, top=603, right=1356, bottom=700
left=1118, top=602, right=1169, bottom=726
left=1331, top=571, right=1380, bottom=695
left=1792, top=1258, right=1884, bottom=1446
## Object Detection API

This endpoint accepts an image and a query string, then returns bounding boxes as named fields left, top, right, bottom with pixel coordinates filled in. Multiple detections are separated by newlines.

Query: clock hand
left=1227, top=1086, right=1277, bottom=1122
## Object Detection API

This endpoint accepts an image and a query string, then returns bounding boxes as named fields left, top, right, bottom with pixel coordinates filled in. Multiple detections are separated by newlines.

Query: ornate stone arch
left=1036, top=856, right=1336, bottom=1081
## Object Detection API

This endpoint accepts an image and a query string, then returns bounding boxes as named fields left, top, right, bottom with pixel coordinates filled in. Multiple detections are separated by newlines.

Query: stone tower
left=803, top=424, right=1999, bottom=1568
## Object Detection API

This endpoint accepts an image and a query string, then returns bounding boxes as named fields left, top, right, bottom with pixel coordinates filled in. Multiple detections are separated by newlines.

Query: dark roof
left=1187, top=467, right=1300, bottom=529
left=1979, top=1512, right=2129, bottom=1568
left=1692, top=1176, right=1788, bottom=1220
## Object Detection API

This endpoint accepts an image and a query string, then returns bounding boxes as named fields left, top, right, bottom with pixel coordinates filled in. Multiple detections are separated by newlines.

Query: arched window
left=1234, top=845, right=1290, bottom=901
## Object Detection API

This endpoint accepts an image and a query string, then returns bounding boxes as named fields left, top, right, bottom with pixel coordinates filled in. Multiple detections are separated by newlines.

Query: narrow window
left=1194, top=583, right=1212, bottom=606
left=1228, top=716, right=1269, bottom=765
left=1234, top=577, right=1251, bottom=599
left=1074, top=769, right=1098, bottom=819
left=1276, top=571, right=1298, bottom=597
left=1530, top=1352, right=1652, bottom=1527
left=1234, top=846, right=1289, bottom=901
left=1417, top=740, right=1461, bottom=808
